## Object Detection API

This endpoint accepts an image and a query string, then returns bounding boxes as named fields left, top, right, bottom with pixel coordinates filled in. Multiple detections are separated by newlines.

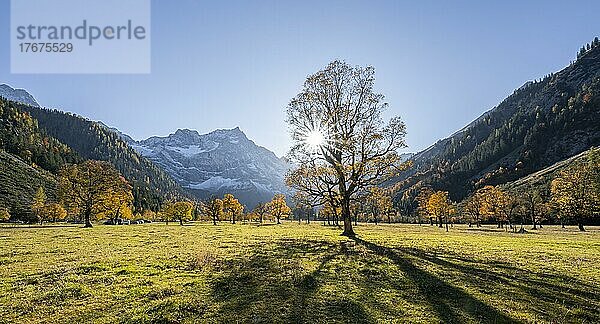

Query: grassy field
left=0, top=222, right=599, bottom=323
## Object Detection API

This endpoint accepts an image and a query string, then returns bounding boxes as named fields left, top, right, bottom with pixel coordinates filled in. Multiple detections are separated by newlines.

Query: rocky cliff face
left=130, top=128, right=290, bottom=207
left=0, top=84, right=40, bottom=107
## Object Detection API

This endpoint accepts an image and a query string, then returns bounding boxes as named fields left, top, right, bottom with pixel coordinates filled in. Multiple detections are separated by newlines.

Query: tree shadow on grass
left=352, top=236, right=600, bottom=323
left=202, top=235, right=599, bottom=323
left=208, top=239, right=375, bottom=323
left=399, top=246, right=600, bottom=304
left=351, top=236, right=517, bottom=323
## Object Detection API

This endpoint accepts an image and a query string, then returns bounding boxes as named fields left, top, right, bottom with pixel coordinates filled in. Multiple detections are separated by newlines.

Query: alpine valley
left=1, top=41, right=599, bottom=217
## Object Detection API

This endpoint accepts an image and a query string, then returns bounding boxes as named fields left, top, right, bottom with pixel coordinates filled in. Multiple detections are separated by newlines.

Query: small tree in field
left=253, top=202, right=269, bottom=224
left=59, top=160, right=132, bottom=228
left=31, top=187, right=46, bottom=222
left=142, top=209, right=157, bottom=222
left=292, top=192, right=315, bottom=224
left=164, top=201, right=194, bottom=226
left=222, top=194, right=243, bottom=224
left=0, top=208, right=10, bottom=222
left=415, top=187, right=434, bottom=225
left=41, top=203, right=67, bottom=224
left=551, top=149, right=600, bottom=231
left=285, top=61, right=408, bottom=236
left=267, top=194, right=291, bottom=224
left=104, top=182, right=134, bottom=225
left=365, top=187, right=393, bottom=225
left=203, top=198, right=224, bottom=225
left=520, top=188, right=548, bottom=230
left=479, top=186, right=507, bottom=227
left=463, top=190, right=484, bottom=227
left=426, top=191, right=454, bottom=231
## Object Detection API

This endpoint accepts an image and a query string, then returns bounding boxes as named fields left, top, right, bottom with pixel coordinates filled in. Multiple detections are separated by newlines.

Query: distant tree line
left=411, top=148, right=600, bottom=231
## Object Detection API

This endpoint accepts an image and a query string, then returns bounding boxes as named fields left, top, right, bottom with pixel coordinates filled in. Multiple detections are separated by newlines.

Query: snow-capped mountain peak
left=128, top=127, right=289, bottom=207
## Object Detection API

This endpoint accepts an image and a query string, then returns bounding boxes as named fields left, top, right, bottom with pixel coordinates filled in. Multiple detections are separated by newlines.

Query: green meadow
left=0, top=223, right=599, bottom=323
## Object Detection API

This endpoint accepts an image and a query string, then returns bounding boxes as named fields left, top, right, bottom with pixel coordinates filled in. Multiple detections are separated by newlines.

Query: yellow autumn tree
left=267, top=194, right=291, bottom=224
left=463, top=190, right=485, bottom=227
left=59, top=160, right=133, bottom=228
left=0, top=208, right=11, bottom=222
left=203, top=197, right=224, bottom=225
left=40, top=203, right=67, bottom=225
left=252, top=202, right=269, bottom=224
left=101, top=178, right=134, bottom=224
left=321, top=199, right=341, bottom=226
left=163, top=201, right=194, bottom=226
left=479, top=186, right=505, bottom=227
left=222, top=194, right=244, bottom=224
left=426, top=191, right=454, bottom=231
left=31, top=186, right=46, bottom=223
left=366, top=187, right=393, bottom=224
left=551, top=149, right=600, bottom=231
left=416, top=187, right=434, bottom=225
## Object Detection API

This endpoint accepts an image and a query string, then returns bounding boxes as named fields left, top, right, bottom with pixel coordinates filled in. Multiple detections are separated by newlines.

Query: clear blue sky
left=1, top=0, right=598, bottom=156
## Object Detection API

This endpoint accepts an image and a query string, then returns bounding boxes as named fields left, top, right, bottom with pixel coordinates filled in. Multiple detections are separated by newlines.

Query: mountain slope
left=398, top=39, right=600, bottom=201
left=0, top=84, right=40, bottom=107
left=501, top=148, right=593, bottom=192
left=0, top=151, right=58, bottom=219
left=130, top=128, right=289, bottom=207
left=0, top=97, right=81, bottom=218
left=18, top=105, right=185, bottom=212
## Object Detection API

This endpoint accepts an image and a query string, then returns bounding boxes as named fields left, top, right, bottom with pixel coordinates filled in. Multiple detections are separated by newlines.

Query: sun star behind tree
left=285, top=60, right=409, bottom=236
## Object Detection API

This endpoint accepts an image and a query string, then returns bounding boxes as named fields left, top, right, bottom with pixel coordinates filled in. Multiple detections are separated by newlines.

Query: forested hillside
left=21, top=105, right=182, bottom=210
left=19, top=105, right=185, bottom=212
left=0, top=98, right=81, bottom=218
left=398, top=38, right=600, bottom=201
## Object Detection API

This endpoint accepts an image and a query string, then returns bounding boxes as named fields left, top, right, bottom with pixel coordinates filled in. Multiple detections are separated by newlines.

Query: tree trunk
left=277, top=216, right=281, bottom=224
left=232, top=213, right=236, bottom=224
left=213, top=215, right=217, bottom=226
left=84, top=211, right=93, bottom=228
left=578, top=222, right=585, bottom=231
left=341, top=200, right=355, bottom=237
left=531, top=215, right=537, bottom=230
left=445, top=216, right=448, bottom=232
left=179, top=218, right=183, bottom=226
left=438, top=217, right=443, bottom=228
